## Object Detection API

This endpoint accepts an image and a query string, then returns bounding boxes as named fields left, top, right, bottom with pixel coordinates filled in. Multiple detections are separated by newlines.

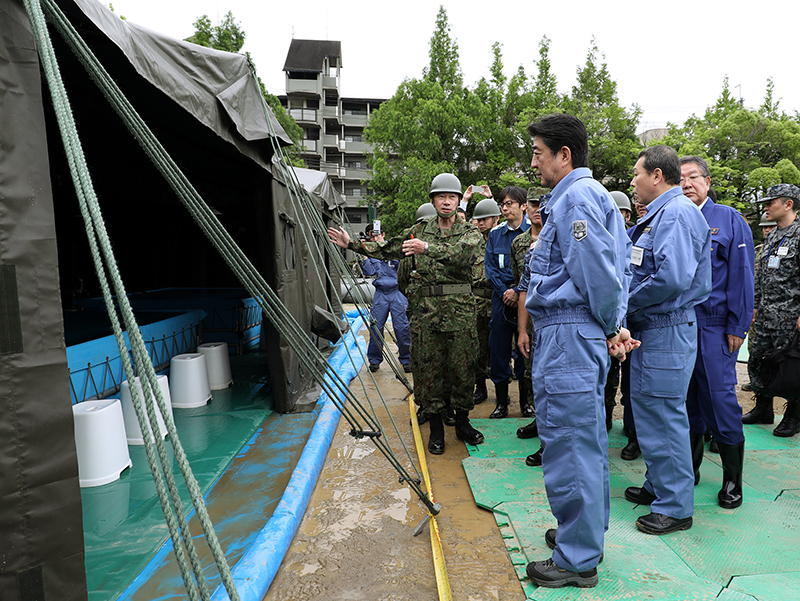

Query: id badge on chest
left=768, top=255, right=781, bottom=269
left=631, top=246, right=644, bottom=266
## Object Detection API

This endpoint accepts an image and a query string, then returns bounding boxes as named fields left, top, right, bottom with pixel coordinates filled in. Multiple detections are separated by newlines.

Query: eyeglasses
left=500, top=201, right=519, bottom=208
left=679, top=174, right=708, bottom=184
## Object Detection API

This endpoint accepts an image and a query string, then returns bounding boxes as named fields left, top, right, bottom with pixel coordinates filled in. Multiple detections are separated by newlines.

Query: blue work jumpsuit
left=362, top=258, right=411, bottom=367
left=687, top=200, right=754, bottom=445
left=526, top=168, right=630, bottom=572
left=486, top=220, right=530, bottom=384
left=627, top=187, right=712, bottom=520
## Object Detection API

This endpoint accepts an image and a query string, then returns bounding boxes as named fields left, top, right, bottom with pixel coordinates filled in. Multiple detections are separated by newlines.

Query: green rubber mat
left=464, top=418, right=800, bottom=600
left=81, top=353, right=278, bottom=601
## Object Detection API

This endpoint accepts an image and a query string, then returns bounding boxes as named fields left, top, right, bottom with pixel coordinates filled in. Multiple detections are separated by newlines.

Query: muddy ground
left=262, top=343, right=769, bottom=601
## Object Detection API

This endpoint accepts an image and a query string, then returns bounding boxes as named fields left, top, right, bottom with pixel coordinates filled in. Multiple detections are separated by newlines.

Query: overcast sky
left=107, top=0, right=797, bottom=133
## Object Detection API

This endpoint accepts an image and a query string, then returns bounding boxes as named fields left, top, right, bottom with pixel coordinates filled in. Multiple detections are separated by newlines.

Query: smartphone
left=372, top=220, right=381, bottom=235
left=473, top=185, right=485, bottom=195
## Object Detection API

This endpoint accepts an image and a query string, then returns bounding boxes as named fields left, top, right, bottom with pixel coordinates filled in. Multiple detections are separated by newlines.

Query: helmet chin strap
left=436, top=208, right=457, bottom=219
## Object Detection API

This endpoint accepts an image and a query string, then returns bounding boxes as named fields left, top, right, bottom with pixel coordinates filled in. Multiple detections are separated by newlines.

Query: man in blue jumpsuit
left=485, top=185, right=531, bottom=418
left=523, top=114, right=633, bottom=589
left=361, top=224, right=411, bottom=373
left=625, top=146, right=712, bottom=535
left=681, top=156, right=754, bottom=509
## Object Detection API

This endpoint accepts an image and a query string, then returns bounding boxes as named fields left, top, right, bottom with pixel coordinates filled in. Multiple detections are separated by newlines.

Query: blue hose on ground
left=210, top=316, right=366, bottom=601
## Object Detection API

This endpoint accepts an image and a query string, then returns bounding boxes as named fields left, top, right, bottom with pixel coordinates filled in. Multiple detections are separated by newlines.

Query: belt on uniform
left=419, top=284, right=472, bottom=297
left=472, top=288, right=493, bottom=299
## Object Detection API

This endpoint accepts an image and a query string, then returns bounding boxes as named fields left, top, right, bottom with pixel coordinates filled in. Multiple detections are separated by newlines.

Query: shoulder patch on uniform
left=711, top=228, right=720, bottom=235
left=573, top=220, right=588, bottom=241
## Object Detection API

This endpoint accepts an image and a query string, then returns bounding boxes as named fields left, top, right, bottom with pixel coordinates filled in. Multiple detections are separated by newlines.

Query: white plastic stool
left=72, top=399, right=132, bottom=487
left=169, top=353, right=212, bottom=408
left=197, top=342, right=233, bottom=390
left=120, top=374, right=173, bottom=445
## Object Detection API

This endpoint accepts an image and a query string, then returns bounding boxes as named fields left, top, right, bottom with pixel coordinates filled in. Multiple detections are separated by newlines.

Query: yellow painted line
left=409, top=395, right=452, bottom=601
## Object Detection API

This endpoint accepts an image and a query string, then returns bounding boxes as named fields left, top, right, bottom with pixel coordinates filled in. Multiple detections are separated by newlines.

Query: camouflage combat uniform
left=472, top=235, right=493, bottom=383
left=349, top=217, right=482, bottom=416
left=511, top=228, right=538, bottom=404
left=748, top=217, right=800, bottom=396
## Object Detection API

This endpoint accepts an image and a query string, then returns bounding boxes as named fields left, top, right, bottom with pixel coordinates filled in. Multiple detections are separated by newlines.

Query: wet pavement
left=262, top=346, right=527, bottom=601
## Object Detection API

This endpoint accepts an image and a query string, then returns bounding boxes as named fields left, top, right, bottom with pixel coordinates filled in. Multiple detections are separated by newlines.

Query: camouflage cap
left=756, top=183, right=800, bottom=204
left=526, top=186, right=549, bottom=203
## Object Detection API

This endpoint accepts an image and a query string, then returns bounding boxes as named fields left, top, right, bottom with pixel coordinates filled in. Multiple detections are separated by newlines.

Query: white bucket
left=197, top=342, right=233, bottom=390
left=169, top=353, right=213, bottom=408
left=73, top=399, right=132, bottom=487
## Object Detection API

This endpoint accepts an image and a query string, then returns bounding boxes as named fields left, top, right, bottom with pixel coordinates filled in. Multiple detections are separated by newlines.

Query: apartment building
left=279, top=39, right=385, bottom=230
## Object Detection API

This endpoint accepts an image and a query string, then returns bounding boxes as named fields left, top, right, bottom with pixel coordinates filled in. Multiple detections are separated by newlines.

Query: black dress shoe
left=741, top=382, right=753, bottom=391
left=636, top=512, right=692, bottom=535
left=368, top=363, right=380, bottom=372
left=526, top=447, right=543, bottom=466
left=517, top=420, right=538, bottom=439
left=624, top=486, right=657, bottom=505
left=402, top=363, right=412, bottom=373
left=490, top=403, right=508, bottom=419
left=620, top=439, right=641, bottom=460
left=708, top=438, right=719, bottom=453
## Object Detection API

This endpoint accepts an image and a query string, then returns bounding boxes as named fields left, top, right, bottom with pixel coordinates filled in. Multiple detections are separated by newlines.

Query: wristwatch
left=606, top=328, right=621, bottom=340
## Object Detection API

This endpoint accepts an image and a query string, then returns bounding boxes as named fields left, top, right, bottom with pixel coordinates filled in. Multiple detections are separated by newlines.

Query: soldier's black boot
left=428, top=413, right=444, bottom=455
left=455, top=410, right=484, bottom=445
left=442, top=397, right=456, bottom=426
left=490, top=380, right=509, bottom=419
left=742, top=395, right=774, bottom=425
left=773, top=400, right=800, bottom=437
left=620, top=434, right=640, bottom=461
left=717, top=440, right=744, bottom=509
left=690, top=433, right=705, bottom=486
left=415, top=405, right=429, bottom=425
left=519, top=378, right=534, bottom=418
left=473, top=378, right=488, bottom=404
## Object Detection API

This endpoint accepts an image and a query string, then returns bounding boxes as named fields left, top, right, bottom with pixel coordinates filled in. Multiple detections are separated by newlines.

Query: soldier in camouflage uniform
left=468, top=194, right=501, bottom=404
left=513, top=189, right=547, bottom=464
left=744, top=184, right=800, bottom=437
left=328, top=173, right=484, bottom=454
left=511, top=189, right=546, bottom=418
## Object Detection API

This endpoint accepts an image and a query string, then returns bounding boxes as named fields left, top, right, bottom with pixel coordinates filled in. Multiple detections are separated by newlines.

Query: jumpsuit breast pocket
left=631, top=233, right=656, bottom=276
left=529, top=229, right=554, bottom=277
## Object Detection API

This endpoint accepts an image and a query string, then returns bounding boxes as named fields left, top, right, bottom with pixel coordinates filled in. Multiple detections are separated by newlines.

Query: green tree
left=515, top=36, right=565, bottom=182
left=661, top=77, right=800, bottom=213
left=365, top=6, right=476, bottom=233
left=562, top=39, right=642, bottom=192
left=185, top=12, right=303, bottom=161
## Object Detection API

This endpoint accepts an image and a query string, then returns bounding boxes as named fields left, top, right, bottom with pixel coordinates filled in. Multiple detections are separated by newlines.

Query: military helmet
left=473, top=198, right=502, bottom=219
left=429, top=173, right=463, bottom=199
left=610, top=191, right=632, bottom=212
left=759, top=212, right=777, bottom=227
left=415, top=202, right=437, bottom=222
